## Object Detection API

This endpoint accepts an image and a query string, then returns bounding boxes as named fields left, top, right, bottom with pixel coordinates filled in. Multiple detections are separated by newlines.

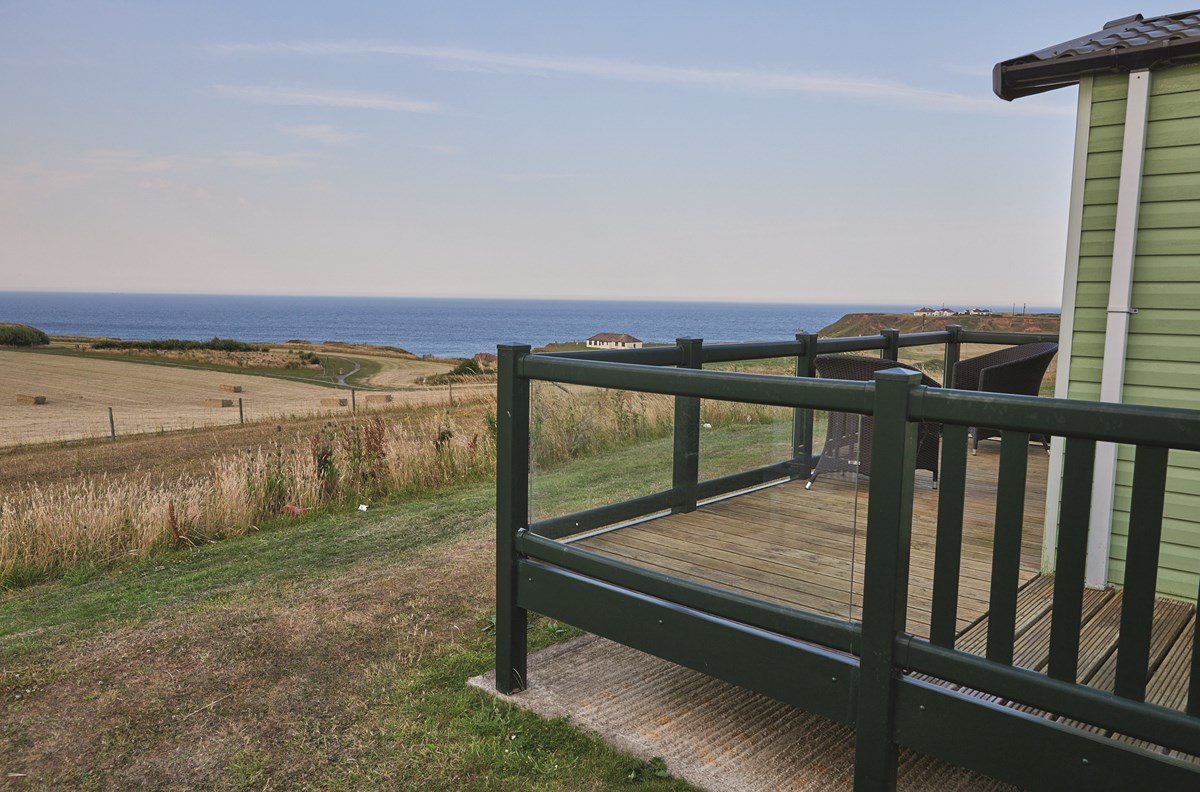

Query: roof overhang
left=994, top=10, right=1200, bottom=101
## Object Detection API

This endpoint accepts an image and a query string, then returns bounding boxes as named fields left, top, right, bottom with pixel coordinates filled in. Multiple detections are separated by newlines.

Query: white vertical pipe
left=1086, top=69, right=1151, bottom=587
left=1043, top=76, right=1093, bottom=574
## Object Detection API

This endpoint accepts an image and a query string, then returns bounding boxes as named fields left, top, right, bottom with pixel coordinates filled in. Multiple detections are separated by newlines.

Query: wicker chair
left=952, top=342, right=1058, bottom=453
left=807, top=355, right=942, bottom=489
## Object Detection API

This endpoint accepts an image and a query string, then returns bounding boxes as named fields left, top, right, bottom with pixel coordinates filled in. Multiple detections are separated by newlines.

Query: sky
left=0, top=1, right=1161, bottom=306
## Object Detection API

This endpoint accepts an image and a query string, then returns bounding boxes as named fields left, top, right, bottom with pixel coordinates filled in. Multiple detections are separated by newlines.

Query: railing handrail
left=520, top=355, right=875, bottom=413
left=534, top=327, right=1058, bottom=366
left=521, top=353, right=1200, bottom=452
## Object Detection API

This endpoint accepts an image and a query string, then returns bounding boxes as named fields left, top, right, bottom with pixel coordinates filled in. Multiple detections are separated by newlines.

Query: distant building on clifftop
left=586, top=333, right=643, bottom=349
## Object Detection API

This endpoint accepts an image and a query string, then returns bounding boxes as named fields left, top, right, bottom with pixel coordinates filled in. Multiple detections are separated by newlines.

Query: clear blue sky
left=0, top=2, right=1155, bottom=305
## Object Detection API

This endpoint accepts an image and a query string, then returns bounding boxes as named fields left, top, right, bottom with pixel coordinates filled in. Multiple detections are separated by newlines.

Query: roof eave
left=995, top=37, right=1200, bottom=101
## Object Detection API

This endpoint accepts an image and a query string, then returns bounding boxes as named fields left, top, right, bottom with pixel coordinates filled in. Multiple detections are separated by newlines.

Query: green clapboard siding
left=1066, top=67, right=1200, bottom=601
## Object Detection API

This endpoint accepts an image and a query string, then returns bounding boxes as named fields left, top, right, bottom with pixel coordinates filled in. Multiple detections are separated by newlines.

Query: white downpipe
left=1085, top=69, right=1151, bottom=588
left=1043, top=76, right=1093, bottom=574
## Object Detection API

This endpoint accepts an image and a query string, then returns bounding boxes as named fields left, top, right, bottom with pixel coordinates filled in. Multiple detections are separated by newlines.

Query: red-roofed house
left=586, top=333, right=642, bottom=349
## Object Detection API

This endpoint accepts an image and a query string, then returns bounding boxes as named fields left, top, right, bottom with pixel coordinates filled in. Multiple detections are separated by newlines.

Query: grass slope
left=0, top=428, right=777, bottom=789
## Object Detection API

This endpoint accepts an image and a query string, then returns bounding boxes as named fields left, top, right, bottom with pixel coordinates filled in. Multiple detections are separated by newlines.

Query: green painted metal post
left=672, top=338, right=703, bottom=513
left=496, top=344, right=531, bottom=694
left=854, top=368, right=921, bottom=792
left=880, top=328, right=900, bottom=362
left=943, top=324, right=962, bottom=389
left=793, top=332, right=819, bottom=479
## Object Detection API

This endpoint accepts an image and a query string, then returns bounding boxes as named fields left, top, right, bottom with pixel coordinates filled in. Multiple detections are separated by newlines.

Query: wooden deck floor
left=573, top=442, right=1047, bottom=637
left=569, top=440, right=1197, bottom=727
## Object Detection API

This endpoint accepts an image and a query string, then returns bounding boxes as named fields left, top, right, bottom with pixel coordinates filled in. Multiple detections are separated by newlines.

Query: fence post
left=793, top=332, right=819, bottom=478
left=672, top=338, right=703, bottom=513
left=942, top=324, right=962, bottom=389
left=238, top=397, right=244, bottom=425
left=351, top=388, right=357, bottom=414
left=108, top=407, right=116, bottom=441
left=853, top=368, right=920, bottom=792
left=496, top=343, right=531, bottom=694
left=880, top=328, right=900, bottom=361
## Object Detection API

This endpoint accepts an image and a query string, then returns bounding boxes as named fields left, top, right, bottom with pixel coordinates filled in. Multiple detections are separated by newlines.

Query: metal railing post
left=793, top=332, right=819, bottom=478
left=672, top=338, right=703, bottom=513
left=880, top=328, right=900, bottom=361
left=943, top=324, right=962, bottom=389
left=854, top=368, right=921, bottom=792
left=496, top=343, right=531, bottom=693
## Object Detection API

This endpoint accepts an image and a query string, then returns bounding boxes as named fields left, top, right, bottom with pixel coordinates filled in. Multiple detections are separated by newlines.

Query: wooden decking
left=569, top=440, right=1197, bottom=726
left=958, top=576, right=1197, bottom=758
left=573, top=442, right=1047, bottom=638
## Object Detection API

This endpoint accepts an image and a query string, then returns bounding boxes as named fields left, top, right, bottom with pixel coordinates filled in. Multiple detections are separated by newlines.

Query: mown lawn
left=0, top=425, right=794, bottom=790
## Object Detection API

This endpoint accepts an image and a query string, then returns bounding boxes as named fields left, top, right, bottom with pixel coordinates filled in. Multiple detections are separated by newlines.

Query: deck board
left=573, top=441, right=1047, bottom=636
left=564, top=438, right=1198, bottom=740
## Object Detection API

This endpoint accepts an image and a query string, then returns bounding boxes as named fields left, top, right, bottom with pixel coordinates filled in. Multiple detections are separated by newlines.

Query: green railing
left=496, top=329, right=1200, bottom=791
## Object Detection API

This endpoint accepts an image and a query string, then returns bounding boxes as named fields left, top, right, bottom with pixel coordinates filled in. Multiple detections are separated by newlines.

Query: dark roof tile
left=995, top=9, right=1200, bottom=100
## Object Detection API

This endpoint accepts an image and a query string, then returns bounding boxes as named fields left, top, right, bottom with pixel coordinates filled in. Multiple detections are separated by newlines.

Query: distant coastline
left=0, top=292, right=1060, bottom=359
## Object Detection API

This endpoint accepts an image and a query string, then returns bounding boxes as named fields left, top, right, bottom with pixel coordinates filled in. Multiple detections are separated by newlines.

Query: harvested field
left=320, top=397, right=349, bottom=407
left=219, top=384, right=242, bottom=393
left=365, top=394, right=393, bottom=404
left=16, top=394, right=46, bottom=405
left=0, top=351, right=474, bottom=447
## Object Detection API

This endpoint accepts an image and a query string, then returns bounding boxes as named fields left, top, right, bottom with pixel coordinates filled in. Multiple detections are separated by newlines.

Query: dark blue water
left=0, top=292, right=1054, bottom=358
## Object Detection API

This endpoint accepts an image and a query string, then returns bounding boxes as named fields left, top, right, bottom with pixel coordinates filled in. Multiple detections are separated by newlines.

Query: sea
left=0, top=292, right=1057, bottom=359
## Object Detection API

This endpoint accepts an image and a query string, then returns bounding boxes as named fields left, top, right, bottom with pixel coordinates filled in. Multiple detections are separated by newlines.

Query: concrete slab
left=469, top=634, right=1018, bottom=792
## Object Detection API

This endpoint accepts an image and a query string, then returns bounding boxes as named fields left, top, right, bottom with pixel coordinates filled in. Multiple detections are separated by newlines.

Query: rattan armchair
left=952, top=342, right=1058, bottom=453
left=807, top=355, right=942, bottom=489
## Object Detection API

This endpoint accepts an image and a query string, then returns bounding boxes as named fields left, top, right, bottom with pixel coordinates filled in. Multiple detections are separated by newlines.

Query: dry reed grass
left=0, top=385, right=790, bottom=586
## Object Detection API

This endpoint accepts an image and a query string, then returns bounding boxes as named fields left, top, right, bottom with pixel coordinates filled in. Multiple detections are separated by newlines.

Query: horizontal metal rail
left=529, top=461, right=792, bottom=540
left=519, top=532, right=861, bottom=653
left=539, top=345, right=685, bottom=365
left=521, top=356, right=875, bottom=412
left=518, top=559, right=861, bottom=725
left=899, top=637, right=1200, bottom=756
left=959, top=330, right=1060, bottom=345
left=894, top=677, right=1200, bottom=791
left=915, top=387, right=1200, bottom=451
left=535, top=328, right=1058, bottom=367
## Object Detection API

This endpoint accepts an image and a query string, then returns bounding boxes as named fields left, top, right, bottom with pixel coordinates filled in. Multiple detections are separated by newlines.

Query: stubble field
left=0, top=351, right=477, bottom=447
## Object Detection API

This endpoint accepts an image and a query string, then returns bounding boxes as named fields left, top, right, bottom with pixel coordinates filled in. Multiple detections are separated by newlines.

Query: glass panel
left=696, top=398, right=793, bottom=483
left=528, top=382, right=673, bottom=525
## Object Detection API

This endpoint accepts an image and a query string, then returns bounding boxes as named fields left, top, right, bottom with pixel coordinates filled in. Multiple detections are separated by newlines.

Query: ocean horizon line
left=0, top=290, right=1062, bottom=312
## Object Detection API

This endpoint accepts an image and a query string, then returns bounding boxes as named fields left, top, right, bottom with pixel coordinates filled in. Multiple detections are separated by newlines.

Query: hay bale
left=16, top=394, right=47, bottom=405
left=365, top=394, right=393, bottom=405
left=219, top=384, right=243, bottom=393
left=321, top=397, right=349, bottom=407
left=205, top=398, right=234, bottom=408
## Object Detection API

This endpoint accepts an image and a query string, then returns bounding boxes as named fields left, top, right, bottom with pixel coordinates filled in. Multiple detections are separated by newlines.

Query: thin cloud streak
left=281, top=124, right=361, bottom=144
left=215, top=84, right=439, bottom=113
left=212, top=41, right=1070, bottom=116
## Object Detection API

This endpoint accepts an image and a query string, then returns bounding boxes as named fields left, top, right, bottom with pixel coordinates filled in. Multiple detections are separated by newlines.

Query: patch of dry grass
left=2, top=384, right=791, bottom=587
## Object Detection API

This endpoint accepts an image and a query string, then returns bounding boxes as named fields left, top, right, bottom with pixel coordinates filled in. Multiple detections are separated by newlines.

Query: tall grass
left=0, top=386, right=792, bottom=587
left=0, top=411, right=495, bottom=586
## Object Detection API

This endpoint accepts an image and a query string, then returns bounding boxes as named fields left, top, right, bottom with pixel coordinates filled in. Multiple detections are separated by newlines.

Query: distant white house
left=964, top=307, right=993, bottom=316
left=587, top=333, right=643, bottom=349
left=914, top=307, right=954, bottom=317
